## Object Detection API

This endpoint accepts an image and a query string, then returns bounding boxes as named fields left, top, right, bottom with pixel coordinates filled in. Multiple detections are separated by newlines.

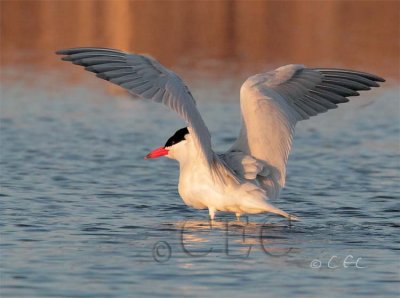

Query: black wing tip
left=56, top=48, right=78, bottom=57
left=56, top=47, right=124, bottom=56
left=61, top=56, right=73, bottom=61
left=314, top=68, right=385, bottom=83
left=55, top=48, right=84, bottom=55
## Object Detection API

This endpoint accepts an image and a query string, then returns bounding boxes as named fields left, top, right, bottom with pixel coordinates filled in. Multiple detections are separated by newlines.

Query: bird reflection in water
left=163, top=219, right=296, bottom=258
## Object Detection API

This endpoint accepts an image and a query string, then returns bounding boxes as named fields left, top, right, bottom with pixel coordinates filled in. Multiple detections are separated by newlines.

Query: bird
left=56, top=47, right=384, bottom=221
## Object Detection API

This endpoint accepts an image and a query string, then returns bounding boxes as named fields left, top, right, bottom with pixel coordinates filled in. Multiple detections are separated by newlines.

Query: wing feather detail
left=57, top=47, right=213, bottom=164
left=229, top=64, right=384, bottom=198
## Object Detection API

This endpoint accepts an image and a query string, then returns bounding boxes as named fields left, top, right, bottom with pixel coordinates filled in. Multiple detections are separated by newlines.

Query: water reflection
left=1, top=68, right=399, bottom=297
left=167, top=219, right=296, bottom=258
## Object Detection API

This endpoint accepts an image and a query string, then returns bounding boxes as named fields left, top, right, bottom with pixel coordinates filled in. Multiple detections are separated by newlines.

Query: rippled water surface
left=1, top=73, right=399, bottom=297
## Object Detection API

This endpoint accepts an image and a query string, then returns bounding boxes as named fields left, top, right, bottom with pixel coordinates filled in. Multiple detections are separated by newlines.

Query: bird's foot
left=288, top=214, right=300, bottom=224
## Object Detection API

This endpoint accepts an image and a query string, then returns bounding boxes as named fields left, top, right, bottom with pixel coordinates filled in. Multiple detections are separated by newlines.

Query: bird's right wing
left=56, top=47, right=213, bottom=165
left=228, top=65, right=384, bottom=198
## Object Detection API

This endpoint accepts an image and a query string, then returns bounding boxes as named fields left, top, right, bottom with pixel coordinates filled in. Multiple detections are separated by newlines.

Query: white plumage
left=57, top=47, right=384, bottom=221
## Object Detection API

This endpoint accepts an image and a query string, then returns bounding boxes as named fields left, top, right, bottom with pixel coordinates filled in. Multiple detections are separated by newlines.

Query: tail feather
left=242, top=199, right=300, bottom=221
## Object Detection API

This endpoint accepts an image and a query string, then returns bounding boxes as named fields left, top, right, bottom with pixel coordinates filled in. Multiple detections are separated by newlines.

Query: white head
left=144, top=127, right=192, bottom=163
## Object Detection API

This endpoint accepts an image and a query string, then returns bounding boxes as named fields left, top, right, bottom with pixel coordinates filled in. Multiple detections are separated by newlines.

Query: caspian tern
left=57, top=47, right=384, bottom=221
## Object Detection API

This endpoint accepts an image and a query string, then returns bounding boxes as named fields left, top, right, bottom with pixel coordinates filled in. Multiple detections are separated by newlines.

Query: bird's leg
left=235, top=213, right=241, bottom=222
left=208, top=207, right=216, bottom=221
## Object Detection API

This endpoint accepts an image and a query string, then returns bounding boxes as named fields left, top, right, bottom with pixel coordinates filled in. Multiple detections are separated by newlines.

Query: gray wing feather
left=57, top=47, right=213, bottom=164
left=229, top=64, right=384, bottom=198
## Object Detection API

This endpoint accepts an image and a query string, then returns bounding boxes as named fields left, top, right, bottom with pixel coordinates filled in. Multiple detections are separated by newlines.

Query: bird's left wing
left=56, top=47, right=213, bottom=164
left=228, top=65, right=384, bottom=198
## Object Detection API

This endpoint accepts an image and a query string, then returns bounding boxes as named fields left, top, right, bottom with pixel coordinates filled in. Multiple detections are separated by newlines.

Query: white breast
left=178, top=162, right=217, bottom=209
left=177, top=157, right=248, bottom=212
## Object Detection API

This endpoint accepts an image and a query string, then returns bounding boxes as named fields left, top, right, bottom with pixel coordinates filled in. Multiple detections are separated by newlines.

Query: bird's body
left=57, top=47, right=384, bottom=221
left=170, top=133, right=292, bottom=219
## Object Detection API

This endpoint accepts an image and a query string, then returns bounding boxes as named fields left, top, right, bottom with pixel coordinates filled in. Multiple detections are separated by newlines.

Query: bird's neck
left=178, top=146, right=207, bottom=170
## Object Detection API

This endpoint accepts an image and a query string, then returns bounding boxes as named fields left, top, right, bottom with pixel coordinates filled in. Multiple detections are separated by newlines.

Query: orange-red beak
left=144, top=146, right=169, bottom=159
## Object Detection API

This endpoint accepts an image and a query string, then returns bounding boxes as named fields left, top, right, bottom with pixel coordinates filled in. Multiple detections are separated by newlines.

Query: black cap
left=164, top=127, right=189, bottom=147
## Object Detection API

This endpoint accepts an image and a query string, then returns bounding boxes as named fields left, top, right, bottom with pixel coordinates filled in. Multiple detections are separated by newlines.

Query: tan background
left=1, top=0, right=399, bottom=79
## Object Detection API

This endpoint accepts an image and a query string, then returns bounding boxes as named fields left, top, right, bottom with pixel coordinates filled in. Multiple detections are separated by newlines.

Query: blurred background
left=1, top=0, right=399, bottom=80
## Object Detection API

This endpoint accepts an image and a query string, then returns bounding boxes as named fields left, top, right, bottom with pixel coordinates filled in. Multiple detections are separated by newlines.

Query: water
left=1, top=72, right=399, bottom=297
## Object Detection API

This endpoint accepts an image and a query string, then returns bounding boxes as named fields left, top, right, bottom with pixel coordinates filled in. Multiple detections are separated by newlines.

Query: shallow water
left=1, top=73, right=399, bottom=297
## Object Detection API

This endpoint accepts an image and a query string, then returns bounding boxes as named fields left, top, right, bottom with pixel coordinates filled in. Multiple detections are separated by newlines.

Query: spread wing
left=56, top=47, right=213, bottom=164
left=229, top=65, right=384, bottom=198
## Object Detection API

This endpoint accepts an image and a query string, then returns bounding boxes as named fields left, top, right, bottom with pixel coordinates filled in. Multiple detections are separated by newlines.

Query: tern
left=57, top=47, right=384, bottom=221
